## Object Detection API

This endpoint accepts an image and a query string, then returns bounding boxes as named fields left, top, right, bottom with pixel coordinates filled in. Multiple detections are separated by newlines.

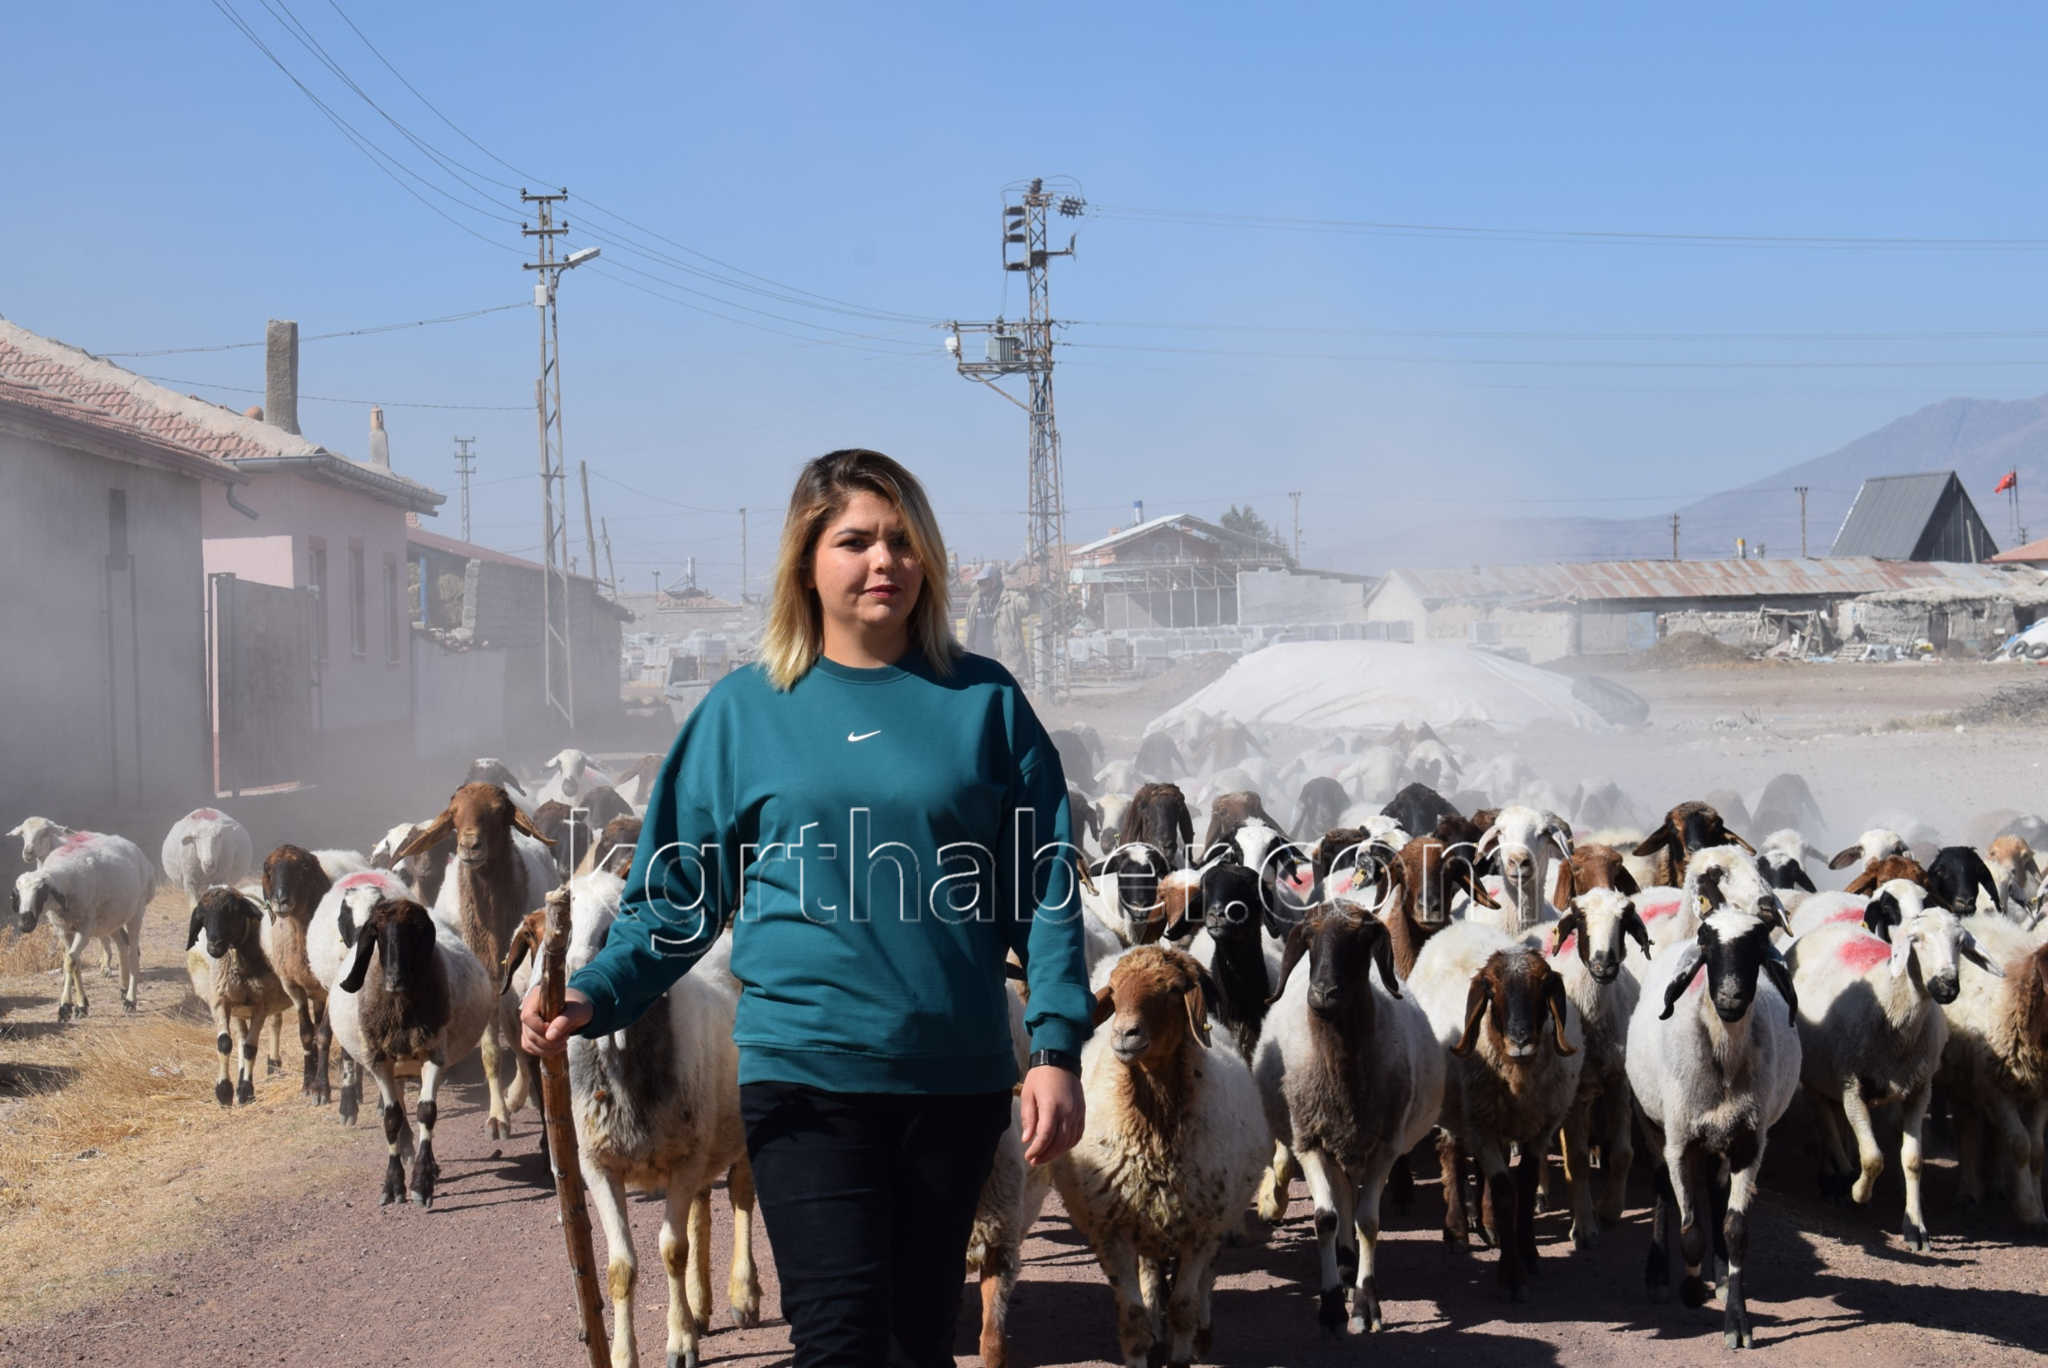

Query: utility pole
left=947, top=176, right=1086, bottom=698
left=1795, top=485, right=1810, bottom=558
left=1671, top=513, right=1681, bottom=561
left=453, top=436, right=477, bottom=541
left=579, top=460, right=600, bottom=596
left=522, top=188, right=599, bottom=727
left=738, top=507, right=748, bottom=605
left=600, top=516, right=617, bottom=598
left=1288, top=490, right=1303, bottom=563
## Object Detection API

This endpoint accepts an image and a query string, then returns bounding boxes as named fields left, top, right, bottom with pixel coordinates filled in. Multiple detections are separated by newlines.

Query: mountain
left=1349, top=394, right=2046, bottom=572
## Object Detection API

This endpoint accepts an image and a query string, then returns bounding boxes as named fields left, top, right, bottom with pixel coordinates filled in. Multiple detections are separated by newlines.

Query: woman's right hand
left=520, top=983, right=594, bottom=1056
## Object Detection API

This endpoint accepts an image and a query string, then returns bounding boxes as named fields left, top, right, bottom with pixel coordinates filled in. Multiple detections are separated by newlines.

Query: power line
left=101, top=302, right=525, bottom=357
left=145, top=374, right=525, bottom=411
left=1065, top=319, right=2048, bottom=343
left=1088, top=202, right=2048, bottom=252
left=1061, top=339, right=2048, bottom=370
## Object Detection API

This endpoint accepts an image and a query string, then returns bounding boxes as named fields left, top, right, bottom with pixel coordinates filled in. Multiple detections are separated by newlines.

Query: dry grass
left=0, top=924, right=64, bottom=974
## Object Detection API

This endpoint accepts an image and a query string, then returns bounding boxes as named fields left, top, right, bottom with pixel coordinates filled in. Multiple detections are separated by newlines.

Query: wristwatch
left=1029, top=1048, right=1081, bottom=1076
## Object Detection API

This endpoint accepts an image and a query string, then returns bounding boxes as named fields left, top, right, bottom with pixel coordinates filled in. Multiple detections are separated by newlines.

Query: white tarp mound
left=1151, top=642, right=1611, bottom=734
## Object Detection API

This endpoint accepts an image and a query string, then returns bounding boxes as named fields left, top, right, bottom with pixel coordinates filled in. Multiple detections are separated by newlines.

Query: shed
left=1828, top=471, right=1999, bottom=562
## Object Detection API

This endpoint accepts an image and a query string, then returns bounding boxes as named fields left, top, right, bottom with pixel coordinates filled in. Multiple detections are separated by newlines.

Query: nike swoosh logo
left=847, top=729, right=881, bottom=743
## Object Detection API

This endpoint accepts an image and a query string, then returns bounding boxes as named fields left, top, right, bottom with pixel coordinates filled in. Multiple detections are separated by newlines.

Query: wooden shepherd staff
left=538, top=885, right=610, bottom=1366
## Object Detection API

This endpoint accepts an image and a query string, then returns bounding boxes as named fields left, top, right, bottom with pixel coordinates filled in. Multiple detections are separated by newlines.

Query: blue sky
left=7, top=2, right=2048, bottom=589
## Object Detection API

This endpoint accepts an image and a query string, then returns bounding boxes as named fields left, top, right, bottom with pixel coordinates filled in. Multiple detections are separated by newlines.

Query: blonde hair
left=760, top=449, right=958, bottom=690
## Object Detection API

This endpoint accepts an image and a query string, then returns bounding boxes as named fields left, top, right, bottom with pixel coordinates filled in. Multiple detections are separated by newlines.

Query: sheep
left=1752, top=773, right=1825, bottom=838
left=1981, top=835, right=2042, bottom=925
left=323, top=894, right=494, bottom=1208
left=1473, top=806, right=1574, bottom=935
left=1083, top=842, right=1176, bottom=951
left=185, top=885, right=293, bottom=1107
left=1827, top=827, right=1909, bottom=875
left=1921, top=845, right=2000, bottom=917
left=1071, top=785, right=1105, bottom=855
left=1632, top=801, right=1753, bottom=887
left=370, top=819, right=454, bottom=907
left=259, top=844, right=369, bottom=1102
left=1787, top=891, right=1875, bottom=941
left=530, top=800, right=595, bottom=881
left=1168, top=860, right=1275, bottom=1057
left=1625, top=847, right=1800, bottom=1349
left=1842, top=853, right=1928, bottom=898
left=1786, top=881, right=2002, bottom=1249
left=1567, top=842, right=1641, bottom=898
left=1571, top=778, right=1637, bottom=832
left=391, top=782, right=558, bottom=1139
left=8, top=815, right=73, bottom=866
left=1121, top=782, right=1195, bottom=871
left=532, top=747, right=614, bottom=807
left=1053, top=945, right=1269, bottom=1368
left=160, top=808, right=255, bottom=909
left=1754, top=828, right=1821, bottom=896
left=1935, top=915, right=2048, bottom=1228
left=575, top=815, right=643, bottom=878
left=1293, top=777, right=1351, bottom=844
left=1198, top=790, right=1288, bottom=856
left=465, top=756, right=529, bottom=800
left=1379, top=782, right=1462, bottom=846
left=1546, top=887, right=1652, bottom=1240
left=11, top=832, right=148, bottom=1019
left=1252, top=910, right=1441, bottom=1333
left=307, top=868, right=415, bottom=1125
left=1382, top=835, right=1498, bottom=979
left=958, top=985, right=1054, bottom=1368
left=1409, top=921, right=1583, bottom=1298
left=503, top=875, right=761, bottom=1368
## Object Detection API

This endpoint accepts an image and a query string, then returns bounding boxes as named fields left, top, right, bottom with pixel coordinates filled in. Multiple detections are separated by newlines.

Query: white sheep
left=1252, top=910, right=1441, bottom=1334
left=11, top=831, right=149, bottom=1019
left=532, top=747, right=614, bottom=807
left=1053, top=945, right=1268, bottom=1368
left=1935, top=914, right=2048, bottom=1228
left=160, top=807, right=255, bottom=909
left=10, top=816, right=122, bottom=975
left=1786, top=880, right=2000, bottom=1249
left=1473, top=805, right=1574, bottom=936
left=1409, top=920, right=1583, bottom=1299
left=321, top=887, right=494, bottom=1208
left=1545, top=886, right=1652, bottom=1242
left=308, top=868, right=415, bottom=1125
left=1826, top=827, right=1909, bottom=877
left=185, top=884, right=293, bottom=1106
left=515, top=873, right=761, bottom=1368
left=1625, top=847, right=1801, bottom=1349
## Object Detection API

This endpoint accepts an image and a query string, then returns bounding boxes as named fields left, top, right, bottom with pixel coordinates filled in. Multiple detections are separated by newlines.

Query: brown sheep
left=1632, top=802, right=1753, bottom=886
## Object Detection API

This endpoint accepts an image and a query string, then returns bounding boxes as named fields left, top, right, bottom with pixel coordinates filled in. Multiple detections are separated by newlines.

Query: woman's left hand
left=1019, top=1065, right=1085, bottom=1166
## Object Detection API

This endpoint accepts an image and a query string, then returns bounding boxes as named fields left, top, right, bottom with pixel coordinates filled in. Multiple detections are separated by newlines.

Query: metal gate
left=208, top=573, right=316, bottom=795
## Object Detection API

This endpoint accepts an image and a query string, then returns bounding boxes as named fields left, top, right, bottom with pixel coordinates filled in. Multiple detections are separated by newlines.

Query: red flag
left=1994, top=469, right=2017, bottom=494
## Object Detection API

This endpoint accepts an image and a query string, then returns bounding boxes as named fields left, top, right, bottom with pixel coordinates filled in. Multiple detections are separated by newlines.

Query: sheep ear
left=498, top=913, right=541, bottom=998
left=1959, top=930, right=2005, bottom=977
left=1615, top=863, right=1642, bottom=897
left=338, top=912, right=381, bottom=994
left=1463, top=863, right=1500, bottom=911
left=1726, top=829, right=1756, bottom=855
left=186, top=904, right=204, bottom=951
left=1476, top=826, right=1501, bottom=860
left=1452, top=973, right=1491, bottom=1057
left=1634, top=827, right=1674, bottom=858
left=1550, top=858, right=1575, bottom=912
left=1828, top=845, right=1862, bottom=871
left=391, top=813, right=453, bottom=863
left=1270, top=919, right=1316, bottom=1005
left=1621, top=902, right=1653, bottom=960
left=1089, top=984, right=1115, bottom=1028
left=1862, top=893, right=1899, bottom=942
left=1182, top=977, right=1212, bottom=1048
left=1074, top=856, right=1098, bottom=896
left=1970, top=851, right=2000, bottom=910
left=1888, top=930, right=1914, bottom=981
left=1762, top=947, right=1799, bottom=1025
left=1547, top=909, right=1582, bottom=957
left=1367, top=919, right=1401, bottom=998
left=1843, top=866, right=1880, bottom=897
left=1659, top=945, right=1703, bottom=1020
left=1546, top=975, right=1577, bottom=1056
left=1790, top=864, right=1818, bottom=895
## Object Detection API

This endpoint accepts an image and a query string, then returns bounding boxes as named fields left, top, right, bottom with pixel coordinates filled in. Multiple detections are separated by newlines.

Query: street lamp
left=565, top=246, right=602, bottom=269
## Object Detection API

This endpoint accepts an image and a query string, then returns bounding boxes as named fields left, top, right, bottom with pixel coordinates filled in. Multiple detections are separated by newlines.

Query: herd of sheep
left=8, top=719, right=2048, bottom=1364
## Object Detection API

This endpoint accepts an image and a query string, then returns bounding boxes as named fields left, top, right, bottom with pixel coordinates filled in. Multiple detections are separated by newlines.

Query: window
left=383, top=554, right=402, bottom=664
left=348, top=540, right=367, bottom=657
left=308, top=537, right=329, bottom=663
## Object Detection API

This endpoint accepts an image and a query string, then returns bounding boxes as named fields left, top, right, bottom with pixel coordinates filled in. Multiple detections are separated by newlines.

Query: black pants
left=742, top=1082, right=1012, bottom=1368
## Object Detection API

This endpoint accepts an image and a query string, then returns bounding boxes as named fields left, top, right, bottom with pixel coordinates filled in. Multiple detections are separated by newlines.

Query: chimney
left=264, top=319, right=300, bottom=435
left=1132, top=499, right=1144, bottom=525
left=368, top=406, right=390, bottom=468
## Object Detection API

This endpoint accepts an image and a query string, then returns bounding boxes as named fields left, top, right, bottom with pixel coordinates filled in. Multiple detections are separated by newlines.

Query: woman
left=522, top=448, right=1092, bottom=1367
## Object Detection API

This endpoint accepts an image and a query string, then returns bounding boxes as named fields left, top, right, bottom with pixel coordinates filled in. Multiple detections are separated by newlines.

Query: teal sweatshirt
left=568, top=647, right=1092, bottom=1094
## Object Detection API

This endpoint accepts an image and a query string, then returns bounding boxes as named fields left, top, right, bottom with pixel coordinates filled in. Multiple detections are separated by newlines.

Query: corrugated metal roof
left=1378, top=556, right=2048, bottom=607
left=1069, top=511, right=1286, bottom=562
left=1828, top=471, right=1982, bottom=558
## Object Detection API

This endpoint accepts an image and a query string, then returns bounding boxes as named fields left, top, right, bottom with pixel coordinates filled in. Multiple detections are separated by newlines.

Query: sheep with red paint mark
left=12, top=831, right=149, bottom=1020
left=1787, top=879, right=2003, bottom=1249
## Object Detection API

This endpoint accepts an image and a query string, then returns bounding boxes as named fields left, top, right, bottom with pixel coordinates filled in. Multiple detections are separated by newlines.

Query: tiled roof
left=1990, top=535, right=2048, bottom=565
left=0, top=317, right=442, bottom=511
left=0, top=374, right=241, bottom=483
